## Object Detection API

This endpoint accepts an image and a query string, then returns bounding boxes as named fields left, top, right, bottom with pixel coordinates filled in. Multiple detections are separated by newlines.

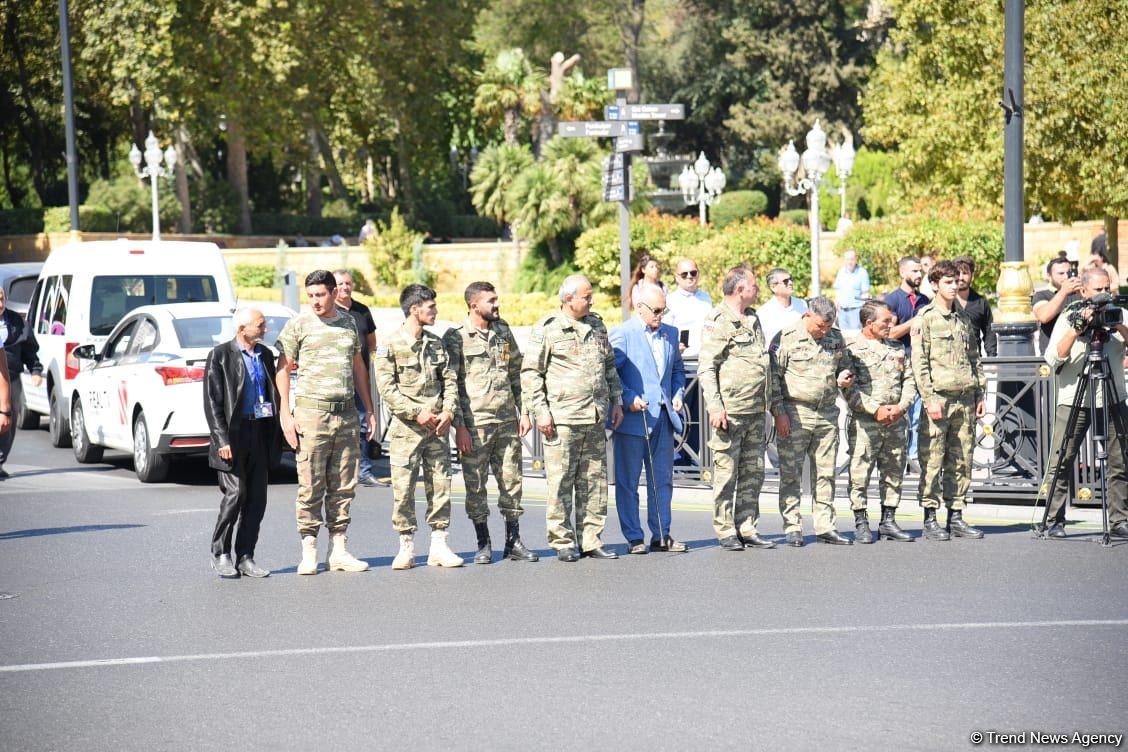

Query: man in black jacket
left=0, top=288, right=42, bottom=478
left=204, top=307, right=281, bottom=578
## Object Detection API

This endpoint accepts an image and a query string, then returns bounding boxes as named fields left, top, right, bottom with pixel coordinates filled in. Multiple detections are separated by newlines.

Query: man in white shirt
left=833, top=249, right=870, bottom=335
left=757, top=268, right=809, bottom=347
left=664, top=258, right=713, bottom=358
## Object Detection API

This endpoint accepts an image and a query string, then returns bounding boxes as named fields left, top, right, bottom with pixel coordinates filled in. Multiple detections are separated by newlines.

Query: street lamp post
left=778, top=120, right=832, bottom=296
left=679, top=152, right=726, bottom=226
left=830, top=132, right=856, bottom=232
left=129, top=131, right=177, bottom=241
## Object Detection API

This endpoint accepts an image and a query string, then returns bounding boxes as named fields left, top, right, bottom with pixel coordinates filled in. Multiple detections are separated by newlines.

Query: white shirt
left=665, top=287, right=713, bottom=357
left=757, top=296, right=808, bottom=347
left=644, top=323, right=666, bottom=377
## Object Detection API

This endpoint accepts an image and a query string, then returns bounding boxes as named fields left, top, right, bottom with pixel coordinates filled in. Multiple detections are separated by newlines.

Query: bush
left=709, top=190, right=768, bottom=228
left=513, top=242, right=579, bottom=294
left=0, top=208, right=44, bottom=234
left=43, top=205, right=117, bottom=233
left=251, top=212, right=364, bottom=238
left=450, top=214, right=502, bottom=239
left=817, top=146, right=901, bottom=229
left=231, top=264, right=276, bottom=288
left=365, top=208, right=430, bottom=287
left=778, top=209, right=809, bottom=227
left=839, top=214, right=1004, bottom=294
left=687, top=219, right=814, bottom=298
left=575, top=213, right=713, bottom=296
left=85, top=175, right=181, bottom=233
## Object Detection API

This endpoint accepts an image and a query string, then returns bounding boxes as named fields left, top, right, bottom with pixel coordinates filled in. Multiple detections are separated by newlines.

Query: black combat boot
left=854, top=509, right=873, bottom=544
left=922, top=508, right=950, bottom=541
left=878, top=506, right=912, bottom=542
left=473, top=522, right=492, bottom=564
left=947, top=509, right=984, bottom=539
left=503, top=520, right=539, bottom=562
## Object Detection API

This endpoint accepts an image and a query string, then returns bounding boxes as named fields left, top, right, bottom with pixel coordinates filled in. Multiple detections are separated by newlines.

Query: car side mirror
left=72, top=344, right=98, bottom=361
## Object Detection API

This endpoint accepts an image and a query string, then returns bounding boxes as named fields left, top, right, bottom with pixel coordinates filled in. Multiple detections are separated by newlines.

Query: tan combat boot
left=327, top=534, right=369, bottom=572
left=297, top=535, right=319, bottom=575
left=391, top=533, right=416, bottom=570
left=427, top=529, right=465, bottom=568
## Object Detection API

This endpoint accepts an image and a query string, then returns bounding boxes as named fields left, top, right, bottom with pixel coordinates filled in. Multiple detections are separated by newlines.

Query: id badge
left=254, top=402, right=275, bottom=419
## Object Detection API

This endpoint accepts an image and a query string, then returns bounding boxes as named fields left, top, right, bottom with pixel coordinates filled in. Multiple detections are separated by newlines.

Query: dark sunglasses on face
left=775, top=278, right=793, bottom=286
left=678, top=270, right=699, bottom=279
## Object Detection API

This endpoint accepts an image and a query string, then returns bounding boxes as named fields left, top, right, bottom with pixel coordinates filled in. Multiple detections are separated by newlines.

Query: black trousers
left=210, top=420, right=271, bottom=559
left=1045, top=402, right=1128, bottom=524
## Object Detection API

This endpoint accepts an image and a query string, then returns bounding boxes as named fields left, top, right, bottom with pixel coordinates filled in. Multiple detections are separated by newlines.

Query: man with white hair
left=522, top=275, right=624, bottom=562
left=204, top=307, right=281, bottom=578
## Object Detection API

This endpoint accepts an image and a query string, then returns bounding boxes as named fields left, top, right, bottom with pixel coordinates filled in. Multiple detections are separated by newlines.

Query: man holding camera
left=1039, top=268, right=1128, bottom=539
left=1032, top=256, right=1082, bottom=355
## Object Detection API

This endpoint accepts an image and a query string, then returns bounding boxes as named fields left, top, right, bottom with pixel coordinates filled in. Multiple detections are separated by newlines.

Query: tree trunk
left=621, top=0, right=645, bottom=104
left=363, top=149, right=375, bottom=204
left=129, top=86, right=147, bottom=153
left=314, top=127, right=349, bottom=201
left=225, top=118, right=252, bottom=234
left=537, top=52, right=581, bottom=154
left=305, top=124, right=322, bottom=218
left=546, top=235, right=562, bottom=266
left=1105, top=214, right=1120, bottom=281
left=503, top=108, right=520, bottom=146
left=1, top=143, right=26, bottom=207
left=174, top=125, right=193, bottom=233
left=396, top=127, right=414, bottom=217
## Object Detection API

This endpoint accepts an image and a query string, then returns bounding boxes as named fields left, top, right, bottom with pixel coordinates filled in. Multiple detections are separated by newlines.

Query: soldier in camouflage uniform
left=844, top=300, right=916, bottom=543
left=443, top=281, right=538, bottom=564
left=771, top=296, right=856, bottom=546
left=911, top=260, right=987, bottom=540
left=276, top=270, right=377, bottom=575
left=522, top=274, right=624, bottom=562
left=698, top=265, right=779, bottom=550
left=375, top=284, right=465, bottom=569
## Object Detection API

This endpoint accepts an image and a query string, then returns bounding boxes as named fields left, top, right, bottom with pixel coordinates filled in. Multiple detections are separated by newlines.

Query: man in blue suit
left=609, top=285, right=689, bottom=554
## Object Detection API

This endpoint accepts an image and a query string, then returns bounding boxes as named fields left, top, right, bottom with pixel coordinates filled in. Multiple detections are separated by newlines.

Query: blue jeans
left=355, top=393, right=373, bottom=480
left=906, top=395, right=921, bottom=460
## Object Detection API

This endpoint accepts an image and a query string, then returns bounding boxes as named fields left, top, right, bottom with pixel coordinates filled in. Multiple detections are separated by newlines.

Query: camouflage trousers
left=778, top=402, right=839, bottom=535
left=461, top=421, right=524, bottom=523
left=542, top=423, right=607, bottom=552
left=917, top=393, right=975, bottom=510
left=389, top=418, right=452, bottom=534
left=848, top=414, right=907, bottom=510
left=294, top=406, right=359, bottom=538
left=707, top=411, right=766, bottom=539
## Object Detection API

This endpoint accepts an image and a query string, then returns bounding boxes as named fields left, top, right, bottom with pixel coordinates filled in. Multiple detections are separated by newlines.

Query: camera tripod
left=1036, top=327, right=1128, bottom=547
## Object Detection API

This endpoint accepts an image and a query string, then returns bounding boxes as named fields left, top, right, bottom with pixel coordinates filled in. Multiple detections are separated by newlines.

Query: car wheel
left=133, top=412, right=169, bottom=483
left=16, top=387, right=40, bottom=430
left=49, top=385, right=72, bottom=448
left=70, top=396, right=104, bottom=464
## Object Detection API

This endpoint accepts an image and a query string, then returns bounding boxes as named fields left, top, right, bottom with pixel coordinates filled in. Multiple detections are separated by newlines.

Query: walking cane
left=640, top=404, right=668, bottom=551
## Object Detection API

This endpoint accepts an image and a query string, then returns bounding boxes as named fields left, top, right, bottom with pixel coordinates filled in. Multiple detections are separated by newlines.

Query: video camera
left=1067, top=292, right=1128, bottom=333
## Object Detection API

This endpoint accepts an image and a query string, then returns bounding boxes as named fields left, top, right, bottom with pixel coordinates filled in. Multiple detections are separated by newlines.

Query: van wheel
left=133, top=411, right=169, bottom=483
left=49, top=386, right=72, bottom=448
left=70, top=397, right=104, bottom=464
left=16, top=388, right=40, bottom=430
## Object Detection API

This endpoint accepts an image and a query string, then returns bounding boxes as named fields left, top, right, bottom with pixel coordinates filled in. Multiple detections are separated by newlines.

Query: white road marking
left=2, top=619, right=1125, bottom=674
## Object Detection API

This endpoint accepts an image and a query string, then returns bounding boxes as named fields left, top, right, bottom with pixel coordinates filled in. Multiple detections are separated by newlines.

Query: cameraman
left=1040, top=268, right=1128, bottom=539
left=1032, top=255, right=1082, bottom=355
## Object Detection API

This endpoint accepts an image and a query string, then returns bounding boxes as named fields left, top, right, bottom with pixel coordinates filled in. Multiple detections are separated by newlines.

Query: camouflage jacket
left=521, top=310, right=622, bottom=425
left=697, top=302, right=778, bottom=417
left=771, top=321, right=852, bottom=413
left=375, top=324, right=459, bottom=424
left=443, top=316, right=523, bottom=429
left=910, top=302, right=986, bottom=404
left=844, top=336, right=917, bottom=417
left=276, top=310, right=360, bottom=403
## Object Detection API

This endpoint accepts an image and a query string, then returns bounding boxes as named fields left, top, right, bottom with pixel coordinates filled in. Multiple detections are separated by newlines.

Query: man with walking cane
left=698, top=265, right=780, bottom=550
left=609, top=286, right=688, bottom=554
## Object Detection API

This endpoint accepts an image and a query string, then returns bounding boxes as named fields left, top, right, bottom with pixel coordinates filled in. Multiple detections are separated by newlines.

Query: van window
left=8, top=275, right=38, bottom=307
left=35, top=275, right=73, bottom=336
left=89, top=275, right=220, bottom=335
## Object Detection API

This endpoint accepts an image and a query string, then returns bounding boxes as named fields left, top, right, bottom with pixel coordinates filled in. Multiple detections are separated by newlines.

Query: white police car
left=68, top=301, right=295, bottom=482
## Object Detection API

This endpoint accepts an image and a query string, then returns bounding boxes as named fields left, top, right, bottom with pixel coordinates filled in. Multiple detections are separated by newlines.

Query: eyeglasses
left=677, top=270, right=699, bottom=279
left=639, top=302, right=669, bottom=316
left=774, top=278, right=793, bottom=286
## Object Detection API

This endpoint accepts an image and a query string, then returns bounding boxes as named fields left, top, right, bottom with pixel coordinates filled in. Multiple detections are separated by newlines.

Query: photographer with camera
left=1032, top=255, right=1082, bottom=355
left=1039, top=268, right=1128, bottom=539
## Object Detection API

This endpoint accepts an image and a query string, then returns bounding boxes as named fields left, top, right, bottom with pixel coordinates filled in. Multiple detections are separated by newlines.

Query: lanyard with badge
left=249, top=351, right=274, bottom=419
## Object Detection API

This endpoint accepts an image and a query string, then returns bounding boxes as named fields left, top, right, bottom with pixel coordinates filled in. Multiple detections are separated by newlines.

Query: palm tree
left=473, top=49, right=546, bottom=146
left=507, top=163, right=572, bottom=265
left=469, top=142, right=534, bottom=234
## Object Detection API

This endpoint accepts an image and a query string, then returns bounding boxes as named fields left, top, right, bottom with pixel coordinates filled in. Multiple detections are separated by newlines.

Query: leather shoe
left=718, top=536, right=744, bottom=551
left=1110, top=521, right=1128, bottom=539
left=1046, top=521, right=1067, bottom=539
left=628, top=540, right=648, bottom=555
left=738, top=531, right=776, bottom=549
left=236, top=556, right=270, bottom=578
left=650, top=536, right=688, bottom=553
left=582, top=546, right=618, bottom=559
left=211, top=554, right=239, bottom=578
left=0, top=468, right=9, bottom=480
left=555, top=547, right=579, bottom=562
left=357, top=475, right=378, bottom=487
left=786, top=531, right=805, bottom=547
left=816, top=530, right=854, bottom=545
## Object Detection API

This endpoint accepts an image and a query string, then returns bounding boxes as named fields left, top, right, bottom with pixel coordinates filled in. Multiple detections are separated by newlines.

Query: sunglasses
left=639, top=302, right=670, bottom=316
left=775, top=278, right=793, bottom=286
left=678, top=270, right=699, bottom=279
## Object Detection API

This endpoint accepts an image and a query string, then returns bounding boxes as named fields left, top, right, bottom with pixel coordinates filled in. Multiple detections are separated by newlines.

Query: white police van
left=19, top=239, right=237, bottom=447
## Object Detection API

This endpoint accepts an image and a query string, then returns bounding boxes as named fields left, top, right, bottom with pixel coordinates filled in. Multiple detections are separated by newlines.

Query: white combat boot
left=391, top=533, right=416, bottom=570
left=327, top=534, right=369, bottom=572
left=427, top=529, right=465, bottom=568
left=297, top=535, right=319, bottom=575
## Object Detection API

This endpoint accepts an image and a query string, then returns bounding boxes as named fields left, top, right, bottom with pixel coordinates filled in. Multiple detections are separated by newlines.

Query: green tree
left=469, top=143, right=535, bottom=227
left=473, top=49, right=546, bottom=146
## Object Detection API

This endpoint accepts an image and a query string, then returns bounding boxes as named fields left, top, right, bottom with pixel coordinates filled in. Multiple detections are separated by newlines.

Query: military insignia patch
left=375, top=346, right=389, bottom=357
left=910, top=323, right=922, bottom=337
left=530, top=327, right=544, bottom=343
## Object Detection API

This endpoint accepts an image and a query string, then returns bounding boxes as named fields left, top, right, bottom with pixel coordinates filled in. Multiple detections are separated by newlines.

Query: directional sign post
left=604, top=103, right=686, bottom=121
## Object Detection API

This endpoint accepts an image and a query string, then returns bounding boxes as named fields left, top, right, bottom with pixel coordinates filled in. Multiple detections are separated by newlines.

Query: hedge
left=43, top=205, right=118, bottom=233
left=0, top=208, right=45, bottom=234
left=838, top=215, right=1004, bottom=294
left=709, top=190, right=768, bottom=228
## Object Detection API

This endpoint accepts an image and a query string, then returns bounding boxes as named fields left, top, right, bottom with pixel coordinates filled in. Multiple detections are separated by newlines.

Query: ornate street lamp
left=830, top=131, right=856, bottom=232
left=129, top=131, right=177, bottom=241
left=778, top=120, right=832, bottom=296
left=679, top=152, right=726, bottom=226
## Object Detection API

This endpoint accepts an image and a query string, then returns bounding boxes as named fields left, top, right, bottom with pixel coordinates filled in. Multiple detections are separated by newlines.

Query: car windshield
left=172, top=314, right=291, bottom=350
left=89, top=275, right=220, bottom=335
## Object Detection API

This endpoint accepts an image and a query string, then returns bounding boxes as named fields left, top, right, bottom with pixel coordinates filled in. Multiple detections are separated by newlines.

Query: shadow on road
left=0, top=523, right=146, bottom=540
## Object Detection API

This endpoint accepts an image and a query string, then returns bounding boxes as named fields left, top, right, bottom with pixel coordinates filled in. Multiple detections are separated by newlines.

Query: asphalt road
left=1, top=426, right=1126, bottom=751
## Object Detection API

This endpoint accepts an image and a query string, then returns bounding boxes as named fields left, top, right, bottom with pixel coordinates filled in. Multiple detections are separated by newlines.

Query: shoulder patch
left=910, top=323, right=922, bottom=337
left=375, top=346, right=389, bottom=357
left=530, top=327, right=545, bottom=343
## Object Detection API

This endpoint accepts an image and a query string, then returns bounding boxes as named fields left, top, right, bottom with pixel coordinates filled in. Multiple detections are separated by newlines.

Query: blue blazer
left=608, top=317, right=685, bottom=437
